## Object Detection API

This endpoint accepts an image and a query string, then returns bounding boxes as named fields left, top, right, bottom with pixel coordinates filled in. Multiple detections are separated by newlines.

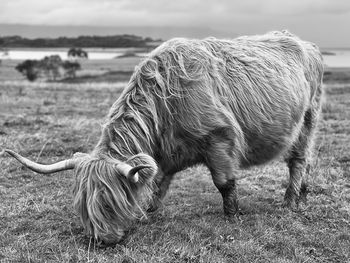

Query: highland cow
left=4, top=31, right=324, bottom=244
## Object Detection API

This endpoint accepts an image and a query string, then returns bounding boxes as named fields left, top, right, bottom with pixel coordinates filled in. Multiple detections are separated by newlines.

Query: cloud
left=0, top=0, right=350, bottom=47
left=113, top=0, right=350, bottom=17
left=0, top=0, right=350, bottom=29
left=260, top=0, right=350, bottom=15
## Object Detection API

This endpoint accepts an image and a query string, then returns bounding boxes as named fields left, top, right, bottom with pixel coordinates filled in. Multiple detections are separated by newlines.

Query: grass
left=0, top=61, right=350, bottom=262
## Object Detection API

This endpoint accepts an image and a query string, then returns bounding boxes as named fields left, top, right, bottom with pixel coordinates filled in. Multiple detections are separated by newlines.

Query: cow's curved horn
left=116, top=163, right=152, bottom=183
left=4, top=149, right=78, bottom=174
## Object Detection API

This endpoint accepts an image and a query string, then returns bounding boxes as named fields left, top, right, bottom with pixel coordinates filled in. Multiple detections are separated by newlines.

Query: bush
left=16, top=56, right=81, bottom=81
left=62, top=61, right=81, bottom=78
left=15, top=60, right=40, bottom=81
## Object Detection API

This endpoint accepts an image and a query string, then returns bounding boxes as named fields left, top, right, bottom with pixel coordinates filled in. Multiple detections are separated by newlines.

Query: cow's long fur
left=73, top=153, right=157, bottom=242
left=72, top=31, right=323, bottom=243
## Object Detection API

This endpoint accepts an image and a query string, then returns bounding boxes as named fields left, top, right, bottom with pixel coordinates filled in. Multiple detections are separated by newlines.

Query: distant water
left=0, top=48, right=147, bottom=60
left=1, top=48, right=350, bottom=68
left=322, top=49, right=350, bottom=68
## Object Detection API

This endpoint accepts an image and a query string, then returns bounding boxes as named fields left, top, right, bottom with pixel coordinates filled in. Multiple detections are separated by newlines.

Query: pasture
left=0, top=58, right=349, bottom=262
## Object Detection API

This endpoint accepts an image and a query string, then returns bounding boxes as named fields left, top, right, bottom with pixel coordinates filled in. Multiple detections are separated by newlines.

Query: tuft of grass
left=1, top=67, right=350, bottom=262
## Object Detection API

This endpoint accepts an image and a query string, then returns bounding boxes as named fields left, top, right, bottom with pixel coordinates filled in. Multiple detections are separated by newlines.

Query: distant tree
left=0, top=35, right=158, bottom=48
left=68, top=48, right=88, bottom=59
left=16, top=56, right=65, bottom=81
left=15, top=60, right=40, bottom=81
left=62, top=61, right=81, bottom=78
left=40, top=55, right=63, bottom=81
left=16, top=55, right=83, bottom=82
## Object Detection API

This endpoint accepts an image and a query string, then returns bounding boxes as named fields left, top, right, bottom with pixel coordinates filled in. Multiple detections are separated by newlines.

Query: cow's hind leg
left=206, top=134, right=240, bottom=216
left=284, top=107, right=320, bottom=209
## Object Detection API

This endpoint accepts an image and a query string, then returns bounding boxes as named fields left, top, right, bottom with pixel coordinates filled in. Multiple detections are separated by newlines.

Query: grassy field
left=0, top=59, right=350, bottom=262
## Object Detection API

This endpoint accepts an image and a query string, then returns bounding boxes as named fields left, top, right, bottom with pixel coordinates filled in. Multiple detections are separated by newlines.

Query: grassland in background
left=0, top=59, right=349, bottom=262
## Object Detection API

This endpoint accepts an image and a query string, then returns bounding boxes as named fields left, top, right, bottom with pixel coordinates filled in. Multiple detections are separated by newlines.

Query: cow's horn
left=116, top=163, right=152, bottom=183
left=4, top=149, right=78, bottom=174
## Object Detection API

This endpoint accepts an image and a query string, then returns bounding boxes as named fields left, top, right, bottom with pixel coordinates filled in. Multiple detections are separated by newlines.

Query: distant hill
left=0, top=35, right=160, bottom=48
left=0, top=24, right=232, bottom=40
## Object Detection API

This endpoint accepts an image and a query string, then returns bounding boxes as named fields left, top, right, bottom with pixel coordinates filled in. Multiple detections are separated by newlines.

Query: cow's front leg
left=205, top=136, right=240, bottom=216
left=148, top=170, right=175, bottom=212
left=215, top=177, right=239, bottom=216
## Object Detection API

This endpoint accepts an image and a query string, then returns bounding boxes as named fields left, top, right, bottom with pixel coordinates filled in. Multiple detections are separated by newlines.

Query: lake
left=0, top=48, right=147, bottom=60
left=322, top=49, right=350, bottom=68
left=0, top=48, right=349, bottom=68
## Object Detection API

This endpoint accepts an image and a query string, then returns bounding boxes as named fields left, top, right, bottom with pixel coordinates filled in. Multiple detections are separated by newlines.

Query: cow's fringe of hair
left=72, top=153, right=157, bottom=242
left=103, top=30, right=323, bottom=162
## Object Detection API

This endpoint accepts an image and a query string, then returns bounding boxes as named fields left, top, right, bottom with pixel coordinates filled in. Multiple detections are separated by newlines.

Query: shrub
left=62, top=61, right=81, bottom=78
left=15, top=59, right=40, bottom=81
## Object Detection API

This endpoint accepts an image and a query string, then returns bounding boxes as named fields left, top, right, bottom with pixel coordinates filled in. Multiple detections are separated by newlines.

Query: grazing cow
left=4, top=31, right=324, bottom=244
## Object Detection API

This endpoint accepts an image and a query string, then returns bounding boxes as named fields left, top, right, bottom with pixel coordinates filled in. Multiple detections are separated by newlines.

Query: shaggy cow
left=4, top=30, right=323, bottom=244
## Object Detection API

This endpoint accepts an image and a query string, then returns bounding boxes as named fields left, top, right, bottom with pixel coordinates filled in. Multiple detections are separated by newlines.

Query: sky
left=1, top=0, right=350, bottom=47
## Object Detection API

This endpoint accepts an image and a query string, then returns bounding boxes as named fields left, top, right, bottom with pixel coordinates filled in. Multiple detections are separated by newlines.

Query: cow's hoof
left=282, top=198, right=298, bottom=211
left=224, top=210, right=243, bottom=217
left=223, top=205, right=242, bottom=217
left=298, top=184, right=309, bottom=205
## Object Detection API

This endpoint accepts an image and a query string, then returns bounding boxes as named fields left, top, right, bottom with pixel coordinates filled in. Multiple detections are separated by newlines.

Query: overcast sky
left=1, top=0, right=350, bottom=47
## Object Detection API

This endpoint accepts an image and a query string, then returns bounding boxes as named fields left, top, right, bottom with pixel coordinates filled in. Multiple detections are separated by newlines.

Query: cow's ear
left=125, top=154, right=158, bottom=185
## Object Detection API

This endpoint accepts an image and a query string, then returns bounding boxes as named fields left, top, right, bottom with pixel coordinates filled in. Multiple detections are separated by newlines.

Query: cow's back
left=112, top=32, right=323, bottom=169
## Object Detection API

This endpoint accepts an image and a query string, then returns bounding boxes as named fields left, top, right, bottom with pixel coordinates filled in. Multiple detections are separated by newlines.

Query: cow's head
left=3, top=149, right=157, bottom=244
